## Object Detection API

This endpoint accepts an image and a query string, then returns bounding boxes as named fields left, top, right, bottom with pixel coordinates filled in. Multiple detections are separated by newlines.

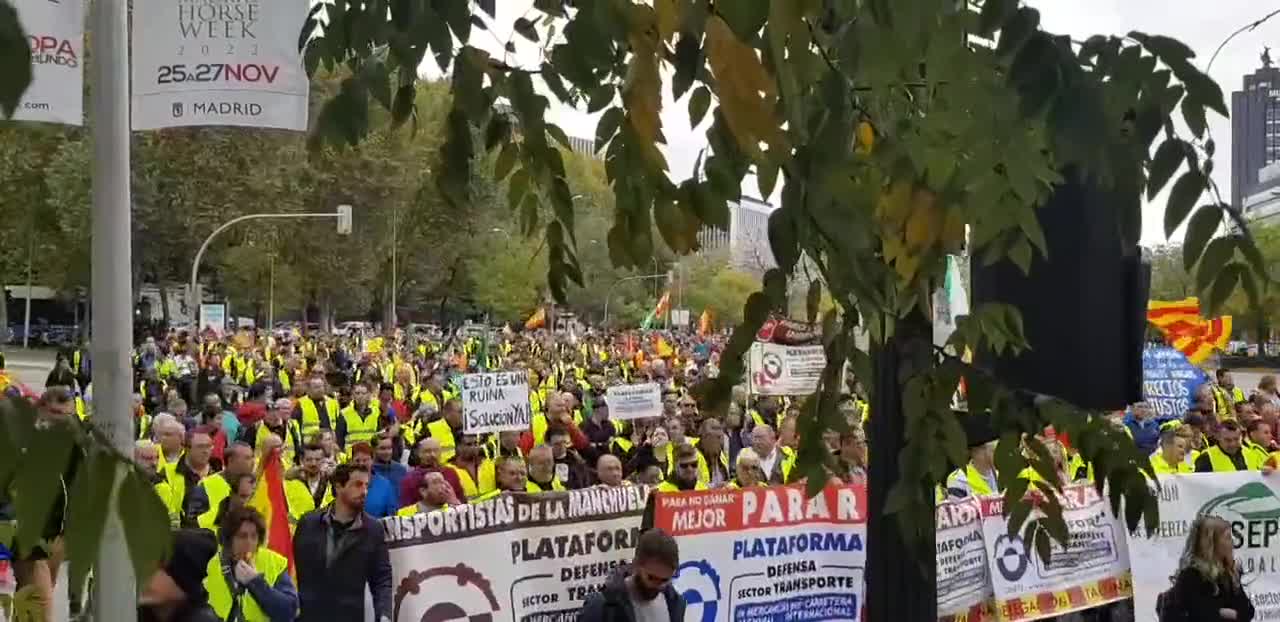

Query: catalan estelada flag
left=1147, top=297, right=1232, bottom=364
left=641, top=291, right=671, bottom=330
left=249, top=448, right=296, bottom=579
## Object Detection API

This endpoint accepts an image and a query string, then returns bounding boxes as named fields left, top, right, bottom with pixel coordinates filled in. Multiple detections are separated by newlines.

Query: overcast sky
left=445, top=2, right=1280, bottom=246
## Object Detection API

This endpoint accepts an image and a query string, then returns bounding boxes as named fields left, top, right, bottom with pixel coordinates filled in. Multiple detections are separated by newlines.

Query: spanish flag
left=525, top=307, right=546, bottom=330
left=697, top=309, right=712, bottom=337
left=1147, top=298, right=1232, bottom=364
left=249, top=448, right=296, bottom=579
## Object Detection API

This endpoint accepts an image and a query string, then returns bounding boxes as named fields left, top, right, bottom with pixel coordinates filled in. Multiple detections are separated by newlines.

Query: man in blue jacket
left=1123, top=402, right=1178, bottom=455
left=350, top=442, right=398, bottom=518
left=372, top=435, right=408, bottom=494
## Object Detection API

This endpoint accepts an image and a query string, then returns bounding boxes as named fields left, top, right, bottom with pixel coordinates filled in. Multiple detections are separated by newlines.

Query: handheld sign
left=747, top=342, right=826, bottom=396
left=605, top=383, right=662, bottom=420
left=1142, top=345, right=1207, bottom=418
left=461, top=371, right=531, bottom=434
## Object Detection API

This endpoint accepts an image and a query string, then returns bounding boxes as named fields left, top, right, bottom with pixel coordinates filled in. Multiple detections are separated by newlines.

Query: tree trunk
left=319, top=295, right=333, bottom=334
left=866, top=310, right=936, bottom=622
left=0, top=284, right=9, bottom=345
left=158, top=282, right=172, bottom=329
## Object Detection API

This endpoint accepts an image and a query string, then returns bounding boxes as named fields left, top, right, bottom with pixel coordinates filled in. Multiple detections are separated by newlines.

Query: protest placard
left=461, top=371, right=531, bottom=434
left=747, top=343, right=826, bottom=396
left=605, top=383, right=662, bottom=420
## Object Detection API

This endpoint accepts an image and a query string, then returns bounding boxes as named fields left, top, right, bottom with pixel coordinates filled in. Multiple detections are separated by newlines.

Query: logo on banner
left=993, top=534, right=1029, bottom=582
left=393, top=564, right=500, bottom=622
left=28, top=35, right=79, bottom=67
left=172, top=102, right=183, bottom=118
left=754, top=352, right=784, bottom=389
left=1198, top=482, right=1280, bottom=586
left=674, top=560, right=721, bottom=622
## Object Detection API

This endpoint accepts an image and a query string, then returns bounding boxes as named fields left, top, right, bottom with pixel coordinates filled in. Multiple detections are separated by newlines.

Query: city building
left=696, top=195, right=779, bottom=273
left=1242, top=161, right=1280, bottom=223
left=1231, top=49, right=1280, bottom=210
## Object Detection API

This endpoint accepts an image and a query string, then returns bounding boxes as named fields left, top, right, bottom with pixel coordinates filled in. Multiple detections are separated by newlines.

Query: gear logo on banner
left=674, top=560, right=721, bottom=622
left=393, top=564, right=500, bottom=622
left=1197, top=482, right=1280, bottom=587
left=993, top=534, right=1029, bottom=582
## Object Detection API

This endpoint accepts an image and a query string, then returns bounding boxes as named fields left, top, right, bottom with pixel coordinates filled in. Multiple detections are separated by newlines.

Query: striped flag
left=524, top=307, right=546, bottom=330
left=697, top=309, right=712, bottom=337
left=1147, top=297, right=1232, bottom=364
left=249, top=448, right=296, bottom=579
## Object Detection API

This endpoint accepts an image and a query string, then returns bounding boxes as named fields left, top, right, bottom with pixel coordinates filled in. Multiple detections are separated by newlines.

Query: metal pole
left=22, top=233, right=33, bottom=349
left=602, top=273, right=668, bottom=327
left=91, top=0, right=136, bottom=617
left=390, top=203, right=397, bottom=330
left=268, top=254, right=275, bottom=331
left=189, top=212, right=345, bottom=333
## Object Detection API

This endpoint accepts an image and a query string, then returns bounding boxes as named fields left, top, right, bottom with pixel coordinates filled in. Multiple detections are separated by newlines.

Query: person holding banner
left=728, top=448, right=767, bottom=488
left=396, top=469, right=456, bottom=516
left=657, top=444, right=708, bottom=493
left=1163, top=516, right=1255, bottom=622
left=527, top=445, right=568, bottom=492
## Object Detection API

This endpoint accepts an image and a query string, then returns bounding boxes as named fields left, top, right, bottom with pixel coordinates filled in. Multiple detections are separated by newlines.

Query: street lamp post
left=603, top=273, right=669, bottom=327
left=190, top=208, right=352, bottom=333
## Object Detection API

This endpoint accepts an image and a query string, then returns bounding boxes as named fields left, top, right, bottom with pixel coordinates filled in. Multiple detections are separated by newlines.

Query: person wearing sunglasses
left=578, top=529, right=686, bottom=622
left=656, top=444, right=706, bottom=493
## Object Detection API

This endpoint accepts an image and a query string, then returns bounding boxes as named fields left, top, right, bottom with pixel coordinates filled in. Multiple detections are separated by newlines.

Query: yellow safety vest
left=1206, top=445, right=1262, bottom=472
left=75, top=397, right=87, bottom=421
left=339, top=403, right=381, bottom=451
left=394, top=383, right=420, bottom=403
left=449, top=460, right=497, bottom=499
left=691, top=439, right=729, bottom=487
left=297, top=396, right=339, bottom=440
left=155, top=462, right=188, bottom=527
left=945, top=464, right=996, bottom=497
left=205, top=547, right=290, bottom=622
left=254, top=421, right=301, bottom=468
left=1150, top=453, right=1192, bottom=476
left=196, top=474, right=234, bottom=530
left=419, top=390, right=441, bottom=413
left=277, top=370, right=291, bottom=393
left=526, top=478, right=565, bottom=493
left=657, top=480, right=708, bottom=493
left=427, top=419, right=457, bottom=463
left=396, top=503, right=449, bottom=517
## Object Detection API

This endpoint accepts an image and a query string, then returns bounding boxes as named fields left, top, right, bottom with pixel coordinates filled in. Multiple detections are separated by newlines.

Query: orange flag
left=1147, top=297, right=1232, bottom=364
left=524, top=307, right=546, bottom=330
left=249, top=448, right=296, bottom=579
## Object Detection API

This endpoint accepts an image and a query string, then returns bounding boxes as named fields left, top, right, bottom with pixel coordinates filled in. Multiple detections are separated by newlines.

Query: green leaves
left=1207, top=263, right=1243, bottom=316
left=1181, top=205, right=1223, bottom=270
left=688, top=86, right=712, bottom=128
left=1147, top=138, right=1184, bottom=200
left=0, top=0, right=33, bottom=118
left=65, top=450, right=120, bottom=595
left=13, top=424, right=74, bottom=554
left=119, top=469, right=172, bottom=582
left=513, top=17, right=539, bottom=42
left=1163, top=170, right=1205, bottom=238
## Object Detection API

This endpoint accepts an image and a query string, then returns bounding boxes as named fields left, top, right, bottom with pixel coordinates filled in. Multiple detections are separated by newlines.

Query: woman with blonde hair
left=1163, top=515, right=1254, bottom=621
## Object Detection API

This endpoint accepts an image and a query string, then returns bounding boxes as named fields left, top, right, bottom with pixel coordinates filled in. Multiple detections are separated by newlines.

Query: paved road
left=1, top=348, right=55, bottom=393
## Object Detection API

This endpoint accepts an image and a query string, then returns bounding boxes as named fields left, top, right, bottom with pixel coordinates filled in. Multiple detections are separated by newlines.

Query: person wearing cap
left=945, top=413, right=999, bottom=499
left=138, top=529, right=222, bottom=622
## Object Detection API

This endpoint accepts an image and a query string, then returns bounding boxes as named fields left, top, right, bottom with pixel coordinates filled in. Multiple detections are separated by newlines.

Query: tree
left=0, top=1, right=1266, bottom=613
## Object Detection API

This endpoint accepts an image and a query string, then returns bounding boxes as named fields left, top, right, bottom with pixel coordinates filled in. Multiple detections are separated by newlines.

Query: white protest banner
left=461, top=371, right=531, bottom=434
left=605, top=383, right=661, bottom=421
left=937, top=497, right=993, bottom=619
left=11, top=0, right=84, bottom=125
left=199, top=303, right=226, bottom=338
left=1131, top=472, right=1280, bottom=622
left=747, top=342, right=826, bottom=396
left=655, top=485, right=866, bottom=622
left=130, top=0, right=309, bottom=130
left=980, top=485, right=1131, bottom=621
left=382, top=486, right=649, bottom=621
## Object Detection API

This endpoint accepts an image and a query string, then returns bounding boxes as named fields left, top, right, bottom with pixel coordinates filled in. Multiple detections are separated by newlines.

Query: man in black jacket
left=293, top=463, right=393, bottom=622
left=578, top=529, right=686, bottom=622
